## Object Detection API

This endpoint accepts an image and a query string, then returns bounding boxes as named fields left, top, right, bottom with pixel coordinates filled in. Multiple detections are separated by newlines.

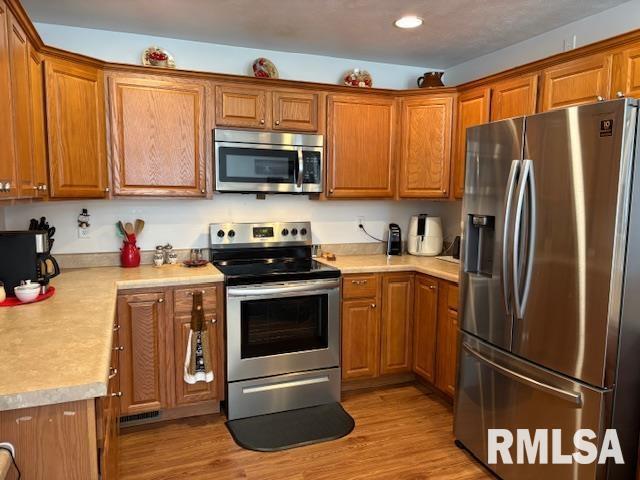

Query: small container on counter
left=153, top=252, right=164, bottom=267
left=0, top=281, right=5, bottom=303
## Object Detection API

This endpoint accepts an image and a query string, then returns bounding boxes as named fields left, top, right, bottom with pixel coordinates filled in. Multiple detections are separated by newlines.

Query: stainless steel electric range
left=209, top=221, right=341, bottom=420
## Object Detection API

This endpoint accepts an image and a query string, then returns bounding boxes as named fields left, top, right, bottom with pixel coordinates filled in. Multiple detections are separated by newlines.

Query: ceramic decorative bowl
left=142, top=47, right=176, bottom=68
left=252, top=57, right=279, bottom=79
left=343, top=69, right=373, bottom=88
left=14, top=282, right=40, bottom=303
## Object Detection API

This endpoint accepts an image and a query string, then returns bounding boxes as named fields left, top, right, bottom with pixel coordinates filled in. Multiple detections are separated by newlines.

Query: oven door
left=215, top=142, right=304, bottom=193
left=226, top=278, right=340, bottom=381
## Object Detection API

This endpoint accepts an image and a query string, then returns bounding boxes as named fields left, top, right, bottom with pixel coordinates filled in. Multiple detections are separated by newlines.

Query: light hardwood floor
left=119, top=384, right=494, bottom=480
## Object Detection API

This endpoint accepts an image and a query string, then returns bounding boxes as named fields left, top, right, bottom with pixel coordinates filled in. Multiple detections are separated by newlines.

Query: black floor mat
left=225, top=403, right=355, bottom=452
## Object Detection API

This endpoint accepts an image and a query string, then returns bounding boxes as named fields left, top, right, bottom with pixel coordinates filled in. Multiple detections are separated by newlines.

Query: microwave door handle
left=296, top=150, right=304, bottom=189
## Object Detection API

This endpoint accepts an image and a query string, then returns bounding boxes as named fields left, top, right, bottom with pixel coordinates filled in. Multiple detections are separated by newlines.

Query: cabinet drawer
left=173, top=286, right=217, bottom=314
left=447, top=283, right=459, bottom=311
left=343, top=274, right=380, bottom=300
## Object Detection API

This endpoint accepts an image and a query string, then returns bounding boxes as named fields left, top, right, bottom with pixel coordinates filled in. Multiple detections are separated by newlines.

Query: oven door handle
left=227, top=280, right=339, bottom=298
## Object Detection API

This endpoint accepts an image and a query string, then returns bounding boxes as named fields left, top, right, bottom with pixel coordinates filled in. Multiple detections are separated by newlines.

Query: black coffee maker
left=386, top=223, right=402, bottom=256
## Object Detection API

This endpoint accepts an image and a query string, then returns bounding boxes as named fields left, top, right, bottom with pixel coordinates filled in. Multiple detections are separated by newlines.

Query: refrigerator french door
left=454, top=98, right=640, bottom=480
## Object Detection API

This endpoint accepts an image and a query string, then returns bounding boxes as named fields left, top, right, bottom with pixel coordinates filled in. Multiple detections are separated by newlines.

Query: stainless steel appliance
left=454, top=98, right=640, bottom=479
left=407, top=214, right=443, bottom=256
left=214, top=129, right=324, bottom=194
left=210, top=222, right=341, bottom=420
left=0, top=230, right=58, bottom=296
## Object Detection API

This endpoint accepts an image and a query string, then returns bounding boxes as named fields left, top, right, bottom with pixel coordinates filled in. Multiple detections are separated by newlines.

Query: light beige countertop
left=316, top=254, right=460, bottom=283
left=0, top=264, right=223, bottom=412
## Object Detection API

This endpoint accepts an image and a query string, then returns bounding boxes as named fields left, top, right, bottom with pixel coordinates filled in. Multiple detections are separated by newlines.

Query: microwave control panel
left=302, top=151, right=322, bottom=184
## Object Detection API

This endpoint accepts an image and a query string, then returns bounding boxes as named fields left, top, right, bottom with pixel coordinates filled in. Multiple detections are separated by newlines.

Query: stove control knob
left=217, top=229, right=225, bottom=238
left=300, top=228, right=307, bottom=236
left=281, top=228, right=289, bottom=236
left=291, top=228, right=298, bottom=236
left=228, top=230, right=236, bottom=238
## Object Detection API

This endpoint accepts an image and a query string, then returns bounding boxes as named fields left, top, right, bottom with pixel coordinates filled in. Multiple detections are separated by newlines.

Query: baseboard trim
left=119, top=401, right=220, bottom=430
left=341, top=372, right=416, bottom=392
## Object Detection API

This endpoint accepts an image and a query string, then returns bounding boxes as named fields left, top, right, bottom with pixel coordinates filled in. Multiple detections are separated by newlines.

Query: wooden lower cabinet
left=434, top=280, right=460, bottom=397
left=412, top=275, right=439, bottom=383
left=341, top=298, right=381, bottom=380
left=117, top=283, right=224, bottom=416
left=380, top=273, right=414, bottom=374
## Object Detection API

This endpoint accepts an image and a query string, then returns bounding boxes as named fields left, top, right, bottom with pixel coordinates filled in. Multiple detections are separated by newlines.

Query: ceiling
left=22, top=0, right=629, bottom=68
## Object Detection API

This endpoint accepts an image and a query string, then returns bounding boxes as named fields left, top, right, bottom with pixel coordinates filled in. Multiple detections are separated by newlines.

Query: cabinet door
left=435, top=281, right=460, bottom=397
left=45, top=58, right=108, bottom=198
left=0, top=0, right=17, bottom=199
left=380, top=273, right=414, bottom=375
left=109, top=75, right=207, bottom=196
left=117, top=291, right=168, bottom=415
left=490, top=74, right=538, bottom=121
left=272, top=90, right=319, bottom=131
left=399, top=95, right=453, bottom=198
left=612, top=45, right=640, bottom=98
left=541, top=53, right=613, bottom=111
left=173, top=314, right=219, bottom=405
left=28, top=45, right=48, bottom=196
left=327, top=94, right=396, bottom=198
left=412, top=275, right=438, bottom=383
left=453, top=88, right=490, bottom=199
left=7, top=11, right=34, bottom=198
left=341, top=299, right=380, bottom=380
left=215, top=84, right=267, bottom=128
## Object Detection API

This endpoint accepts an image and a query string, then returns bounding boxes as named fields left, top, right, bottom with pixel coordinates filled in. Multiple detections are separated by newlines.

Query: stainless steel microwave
left=214, top=129, right=324, bottom=194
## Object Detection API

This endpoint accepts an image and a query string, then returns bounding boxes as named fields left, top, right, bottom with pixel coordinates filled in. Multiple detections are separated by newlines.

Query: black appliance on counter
left=209, top=221, right=341, bottom=421
left=386, top=223, right=402, bottom=256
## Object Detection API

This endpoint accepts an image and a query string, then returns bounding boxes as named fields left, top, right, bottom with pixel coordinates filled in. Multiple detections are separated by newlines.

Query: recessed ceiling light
left=394, top=15, right=423, bottom=29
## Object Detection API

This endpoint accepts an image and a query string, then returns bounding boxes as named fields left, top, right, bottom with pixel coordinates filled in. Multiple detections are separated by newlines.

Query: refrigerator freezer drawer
left=454, top=332, right=611, bottom=480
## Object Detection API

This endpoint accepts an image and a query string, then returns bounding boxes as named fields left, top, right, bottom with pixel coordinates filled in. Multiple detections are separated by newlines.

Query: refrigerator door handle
left=513, top=159, right=536, bottom=319
left=462, top=342, right=583, bottom=406
left=502, top=160, right=520, bottom=313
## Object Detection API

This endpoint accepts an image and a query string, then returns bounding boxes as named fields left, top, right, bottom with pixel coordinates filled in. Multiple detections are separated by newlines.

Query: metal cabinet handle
left=38, top=184, right=48, bottom=192
left=429, top=285, right=436, bottom=290
left=597, top=95, right=605, bottom=102
left=32, top=185, right=39, bottom=190
left=187, top=290, right=206, bottom=296
left=329, top=188, right=334, bottom=194
left=210, top=318, right=217, bottom=324
left=351, top=279, right=368, bottom=285
left=109, top=368, right=118, bottom=379
left=275, top=120, right=280, bottom=126
left=113, top=346, right=124, bottom=352
left=260, top=119, right=265, bottom=125
left=158, top=298, right=164, bottom=303
left=111, top=391, right=123, bottom=398
left=104, top=187, right=110, bottom=193
left=113, top=324, right=120, bottom=331
left=370, top=303, right=376, bottom=308
left=462, top=343, right=582, bottom=406
left=616, top=91, right=625, bottom=98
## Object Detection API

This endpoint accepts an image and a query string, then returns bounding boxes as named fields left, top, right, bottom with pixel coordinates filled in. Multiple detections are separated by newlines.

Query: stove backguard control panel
left=209, top=222, right=312, bottom=248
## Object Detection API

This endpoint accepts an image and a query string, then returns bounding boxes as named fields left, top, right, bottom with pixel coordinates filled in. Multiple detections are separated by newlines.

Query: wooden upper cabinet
left=272, top=90, right=319, bottom=132
left=341, top=298, right=380, bottom=380
left=117, top=291, right=168, bottom=415
left=399, top=95, right=454, bottom=198
left=412, top=275, right=438, bottom=383
left=45, top=58, right=109, bottom=198
left=612, top=44, right=640, bottom=98
left=28, top=45, right=48, bottom=196
left=7, top=11, right=35, bottom=198
left=380, top=273, right=414, bottom=375
left=326, top=94, right=396, bottom=198
left=453, top=88, right=490, bottom=199
left=541, top=53, right=613, bottom=111
left=0, top=1, right=16, bottom=200
left=109, top=75, right=208, bottom=197
left=490, top=74, right=538, bottom=121
left=215, top=84, right=267, bottom=128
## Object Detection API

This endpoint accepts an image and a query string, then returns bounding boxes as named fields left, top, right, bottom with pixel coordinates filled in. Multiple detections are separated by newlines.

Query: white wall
left=444, top=0, right=640, bottom=85
left=35, top=23, right=431, bottom=89
left=3, top=197, right=462, bottom=254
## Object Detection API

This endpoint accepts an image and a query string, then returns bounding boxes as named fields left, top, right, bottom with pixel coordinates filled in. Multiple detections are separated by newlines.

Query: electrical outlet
left=78, top=226, right=91, bottom=239
left=357, top=216, right=365, bottom=228
left=563, top=35, right=577, bottom=52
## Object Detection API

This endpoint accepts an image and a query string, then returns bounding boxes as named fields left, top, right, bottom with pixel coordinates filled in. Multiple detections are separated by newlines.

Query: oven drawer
left=343, top=274, right=379, bottom=300
left=227, top=367, right=341, bottom=420
left=174, top=286, right=217, bottom=314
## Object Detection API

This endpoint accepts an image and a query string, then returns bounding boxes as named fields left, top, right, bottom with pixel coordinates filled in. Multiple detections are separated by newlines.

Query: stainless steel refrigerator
left=454, top=98, right=640, bottom=480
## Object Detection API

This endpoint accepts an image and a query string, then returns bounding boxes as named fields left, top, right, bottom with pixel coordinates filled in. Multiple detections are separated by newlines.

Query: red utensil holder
left=121, top=241, right=141, bottom=268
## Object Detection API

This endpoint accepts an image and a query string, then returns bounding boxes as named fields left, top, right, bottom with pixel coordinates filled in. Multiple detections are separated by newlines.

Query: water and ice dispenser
left=465, top=214, right=495, bottom=276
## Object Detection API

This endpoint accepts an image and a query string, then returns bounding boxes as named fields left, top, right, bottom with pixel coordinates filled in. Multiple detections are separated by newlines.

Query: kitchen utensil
left=47, top=227, right=56, bottom=239
left=386, top=223, right=402, bottom=256
left=29, top=218, right=38, bottom=231
left=14, top=281, right=41, bottom=303
left=134, top=219, right=145, bottom=236
left=407, top=214, right=443, bottom=256
left=116, top=221, right=127, bottom=237
left=124, top=222, right=135, bottom=236
left=417, top=71, right=445, bottom=88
